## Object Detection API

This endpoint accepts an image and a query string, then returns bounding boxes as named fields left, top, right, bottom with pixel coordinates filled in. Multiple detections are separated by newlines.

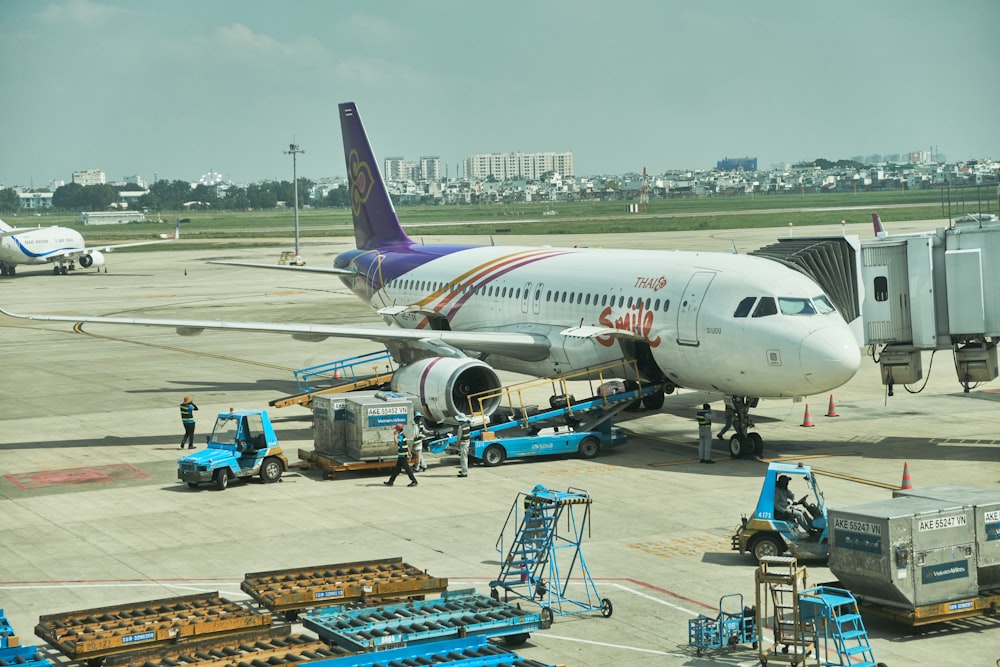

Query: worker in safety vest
left=456, top=414, right=471, bottom=478
left=695, top=403, right=716, bottom=464
left=384, top=423, right=418, bottom=487
left=413, top=414, right=427, bottom=472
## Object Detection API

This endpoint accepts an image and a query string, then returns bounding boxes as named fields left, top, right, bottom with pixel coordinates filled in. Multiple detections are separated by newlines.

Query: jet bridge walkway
left=428, top=359, right=662, bottom=455
left=270, top=350, right=395, bottom=409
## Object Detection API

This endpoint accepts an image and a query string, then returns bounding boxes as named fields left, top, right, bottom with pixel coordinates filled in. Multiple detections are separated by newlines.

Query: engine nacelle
left=79, top=251, right=106, bottom=269
left=391, top=356, right=503, bottom=424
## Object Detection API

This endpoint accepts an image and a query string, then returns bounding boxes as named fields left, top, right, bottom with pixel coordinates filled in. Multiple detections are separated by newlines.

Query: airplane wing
left=42, top=240, right=169, bottom=261
left=209, top=260, right=356, bottom=276
left=0, top=307, right=552, bottom=359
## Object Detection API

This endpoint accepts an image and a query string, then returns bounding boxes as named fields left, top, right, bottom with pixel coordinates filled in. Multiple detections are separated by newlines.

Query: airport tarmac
left=1, top=221, right=998, bottom=666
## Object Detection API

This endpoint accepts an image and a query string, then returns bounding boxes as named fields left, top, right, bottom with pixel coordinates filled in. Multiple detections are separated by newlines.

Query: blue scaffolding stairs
left=798, top=586, right=877, bottom=667
left=489, top=486, right=612, bottom=623
left=270, top=350, right=396, bottom=408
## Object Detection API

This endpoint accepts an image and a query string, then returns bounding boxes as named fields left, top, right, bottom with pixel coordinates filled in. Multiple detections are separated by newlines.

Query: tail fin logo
left=349, top=149, right=375, bottom=216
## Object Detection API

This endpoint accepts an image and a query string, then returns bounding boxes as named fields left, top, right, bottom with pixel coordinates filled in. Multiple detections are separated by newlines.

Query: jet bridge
left=858, top=217, right=1000, bottom=390
left=754, top=218, right=1000, bottom=391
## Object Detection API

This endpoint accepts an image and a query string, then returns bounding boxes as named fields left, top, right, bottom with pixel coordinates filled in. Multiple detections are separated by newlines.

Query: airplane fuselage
left=336, top=242, right=860, bottom=399
left=0, top=226, right=85, bottom=266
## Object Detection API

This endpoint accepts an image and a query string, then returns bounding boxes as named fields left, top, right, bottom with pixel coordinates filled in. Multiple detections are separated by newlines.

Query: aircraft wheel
left=600, top=597, right=613, bottom=618
left=260, top=457, right=283, bottom=483
left=750, top=534, right=784, bottom=561
left=578, top=436, right=601, bottom=459
left=482, top=444, right=506, bottom=467
left=53, top=265, right=61, bottom=275
left=729, top=435, right=747, bottom=458
left=502, top=633, right=530, bottom=647
left=214, top=469, right=230, bottom=490
left=749, top=432, right=764, bottom=457
left=540, top=607, right=554, bottom=628
left=642, top=389, right=665, bottom=410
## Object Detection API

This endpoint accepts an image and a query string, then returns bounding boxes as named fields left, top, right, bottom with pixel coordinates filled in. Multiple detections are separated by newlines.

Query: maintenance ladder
left=755, top=556, right=811, bottom=666
left=798, top=586, right=877, bottom=667
left=270, top=350, right=395, bottom=409
left=302, top=589, right=546, bottom=652
left=241, top=557, right=448, bottom=618
left=490, top=486, right=611, bottom=621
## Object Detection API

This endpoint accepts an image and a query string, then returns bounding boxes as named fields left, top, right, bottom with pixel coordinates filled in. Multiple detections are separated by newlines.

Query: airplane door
left=521, top=282, right=532, bottom=314
left=676, top=271, right=716, bottom=346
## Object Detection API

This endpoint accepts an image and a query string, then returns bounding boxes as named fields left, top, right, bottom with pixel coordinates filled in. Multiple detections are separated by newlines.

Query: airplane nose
left=799, top=325, right=861, bottom=392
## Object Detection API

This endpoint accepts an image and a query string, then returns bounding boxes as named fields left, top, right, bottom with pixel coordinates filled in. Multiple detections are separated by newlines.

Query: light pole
left=284, top=142, right=305, bottom=264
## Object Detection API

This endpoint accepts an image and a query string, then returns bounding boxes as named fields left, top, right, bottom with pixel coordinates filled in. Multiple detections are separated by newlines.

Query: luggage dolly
left=687, top=593, right=757, bottom=657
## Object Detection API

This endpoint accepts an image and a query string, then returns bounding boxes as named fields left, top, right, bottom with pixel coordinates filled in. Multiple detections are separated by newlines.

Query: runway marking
left=6, top=463, right=148, bottom=489
left=628, top=536, right=734, bottom=562
left=72, top=323, right=295, bottom=371
left=809, top=467, right=900, bottom=490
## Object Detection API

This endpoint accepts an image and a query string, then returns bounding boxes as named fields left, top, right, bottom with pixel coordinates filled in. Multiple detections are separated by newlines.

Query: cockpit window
left=778, top=297, right=817, bottom=315
left=752, top=297, right=778, bottom=318
left=813, top=295, right=835, bottom=314
left=734, top=297, right=756, bottom=318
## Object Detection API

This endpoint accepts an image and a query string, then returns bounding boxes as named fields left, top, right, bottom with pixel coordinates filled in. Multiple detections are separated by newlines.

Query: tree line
left=0, top=179, right=351, bottom=214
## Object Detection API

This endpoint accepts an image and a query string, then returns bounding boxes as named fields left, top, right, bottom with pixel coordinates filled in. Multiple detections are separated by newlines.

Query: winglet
left=339, top=102, right=411, bottom=250
left=872, top=213, right=888, bottom=239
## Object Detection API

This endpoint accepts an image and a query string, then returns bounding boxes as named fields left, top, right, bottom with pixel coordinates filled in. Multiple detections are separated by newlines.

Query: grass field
left=10, top=187, right=991, bottom=250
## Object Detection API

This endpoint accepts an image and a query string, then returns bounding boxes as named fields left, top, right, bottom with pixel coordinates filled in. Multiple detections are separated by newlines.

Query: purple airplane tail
left=872, top=213, right=888, bottom=238
left=339, top=102, right=411, bottom=250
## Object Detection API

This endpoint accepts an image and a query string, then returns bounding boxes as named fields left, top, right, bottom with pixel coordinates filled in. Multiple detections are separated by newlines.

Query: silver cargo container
left=828, top=496, right=977, bottom=610
left=313, top=395, right=348, bottom=456
left=344, top=392, right=417, bottom=461
left=894, top=484, right=1000, bottom=588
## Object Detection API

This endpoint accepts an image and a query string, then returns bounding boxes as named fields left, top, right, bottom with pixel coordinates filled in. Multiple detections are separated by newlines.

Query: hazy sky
left=2, top=0, right=998, bottom=188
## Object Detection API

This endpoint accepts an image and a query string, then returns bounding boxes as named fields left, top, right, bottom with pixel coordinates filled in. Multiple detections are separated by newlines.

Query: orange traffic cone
left=826, top=394, right=839, bottom=417
left=333, top=368, right=342, bottom=380
left=900, top=462, right=912, bottom=490
left=801, top=404, right=814, bottom=427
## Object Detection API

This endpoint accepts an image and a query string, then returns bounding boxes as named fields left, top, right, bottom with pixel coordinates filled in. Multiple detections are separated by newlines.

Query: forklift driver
left=775, top=475, right=812, bottom=534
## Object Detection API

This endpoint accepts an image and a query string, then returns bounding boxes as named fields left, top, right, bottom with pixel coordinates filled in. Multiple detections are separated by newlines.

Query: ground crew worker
left=775, top=475, right=811, bottom=533
left=179, top=395, right=198, bottom=449
left=717, top=396, right=735, bottom=441
left=413, top=415, right=427, bottom=472
left=696, top=403, right=715, bottom=464
left=384, top=423, right=418, bottom=487
left=456, top=414, right=471, bottom=477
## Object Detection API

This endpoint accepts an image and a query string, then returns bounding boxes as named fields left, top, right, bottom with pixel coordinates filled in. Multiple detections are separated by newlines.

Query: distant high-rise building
left=419, top=156, right=441, bottom=181
left=716, top=157, right=757, bottom=172
left=72, top=169, right=106, bottom=186
left=463, top=152, right=574, bottom=181
left=384, top=157, right=417, bottom=181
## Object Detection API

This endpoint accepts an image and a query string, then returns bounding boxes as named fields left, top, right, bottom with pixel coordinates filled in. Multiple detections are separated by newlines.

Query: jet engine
left=391, top=356, right=503, bottom=424
left=79, top=251, right=106, bottom=269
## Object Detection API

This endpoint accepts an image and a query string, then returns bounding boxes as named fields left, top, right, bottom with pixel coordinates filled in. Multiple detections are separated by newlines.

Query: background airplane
left=0, top=219, right=165, bottom=276
left=1, top=102, right=861, bottom=453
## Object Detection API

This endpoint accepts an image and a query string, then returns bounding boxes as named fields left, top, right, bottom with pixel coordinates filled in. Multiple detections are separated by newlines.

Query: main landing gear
left=727, top=396, right=764, bottom=459
left=52, top=262, right=75, bottom=275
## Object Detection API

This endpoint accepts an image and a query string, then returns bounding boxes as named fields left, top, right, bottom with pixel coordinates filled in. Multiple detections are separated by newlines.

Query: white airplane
left=0, top=219, right=165, bottom=276
left=1, top=102, right=861, bottom=454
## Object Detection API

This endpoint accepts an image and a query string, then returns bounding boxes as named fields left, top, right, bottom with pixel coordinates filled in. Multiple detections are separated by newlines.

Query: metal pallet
left=1, top=609, right=50, bottom=667
left=313, top=636, right=558, bottom=667
left=302, top=589, right=546, bottom=652
left=33, top=592, right=271, bottom=663
left=490, top=486, right=611, bottom=621
left=241, top=557, right=448, bottom=617
left=102, top=628, right=352, bottom=667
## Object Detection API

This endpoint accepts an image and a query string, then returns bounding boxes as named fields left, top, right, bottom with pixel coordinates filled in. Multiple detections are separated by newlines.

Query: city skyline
left=2, top=0, right=998, bottom=188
